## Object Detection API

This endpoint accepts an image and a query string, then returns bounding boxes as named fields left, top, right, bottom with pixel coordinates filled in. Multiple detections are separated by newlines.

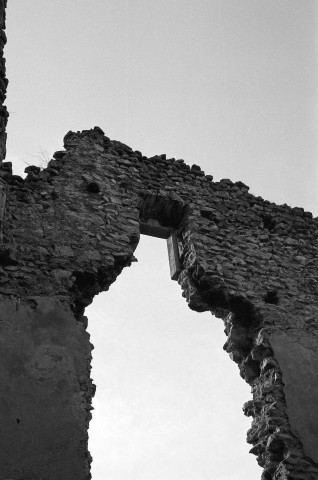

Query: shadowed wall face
left=0, top=298, right=93, bottom=479
left=0, top=126, right=318, bottom=479
left=0, top=0, right=7, bottom=163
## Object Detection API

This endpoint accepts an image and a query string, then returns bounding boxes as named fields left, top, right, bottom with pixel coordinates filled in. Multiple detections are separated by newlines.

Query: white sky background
left=4, top=1, right=318, bottom=479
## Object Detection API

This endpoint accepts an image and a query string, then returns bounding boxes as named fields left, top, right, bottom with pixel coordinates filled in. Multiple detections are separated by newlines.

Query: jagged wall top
left=0, top=126, right=317, bottom=331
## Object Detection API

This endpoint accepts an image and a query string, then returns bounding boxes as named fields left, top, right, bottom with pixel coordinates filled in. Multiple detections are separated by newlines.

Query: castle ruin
left=0, top=2, right=318, bottom=479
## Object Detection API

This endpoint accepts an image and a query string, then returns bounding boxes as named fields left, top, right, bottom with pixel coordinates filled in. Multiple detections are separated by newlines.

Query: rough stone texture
left=0, top=0, right=7, bottom=164
left=0, top=127, right=317, bottom=479
left=1, top=2, right=318, bottom=479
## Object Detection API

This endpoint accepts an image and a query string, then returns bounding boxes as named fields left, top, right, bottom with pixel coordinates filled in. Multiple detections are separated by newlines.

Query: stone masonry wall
left=0, top=126, right=317, bottom=479
left=0, top=0, right=7, bottom=164
left=1, top=2, right=318, bottom=479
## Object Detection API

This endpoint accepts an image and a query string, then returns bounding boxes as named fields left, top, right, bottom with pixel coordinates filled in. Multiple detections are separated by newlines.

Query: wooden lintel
left=167, top=233, right=181, bottom=281
left=140, top=219, right=173, bottom=239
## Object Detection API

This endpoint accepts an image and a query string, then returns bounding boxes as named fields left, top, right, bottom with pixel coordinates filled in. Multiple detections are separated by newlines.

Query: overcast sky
left=5, top=1, right=318, bottom=479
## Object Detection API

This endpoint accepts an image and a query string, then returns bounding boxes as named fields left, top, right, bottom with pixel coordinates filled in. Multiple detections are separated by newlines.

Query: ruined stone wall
left=0, top=0, right=7, bottom=164
left=0, top=126, right=317, bottom=479
left=1, top=2, right=318, bottom=479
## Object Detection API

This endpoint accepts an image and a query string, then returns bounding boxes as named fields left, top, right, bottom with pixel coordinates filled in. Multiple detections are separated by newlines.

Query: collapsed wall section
left=0, top=126, right=318, bottom=479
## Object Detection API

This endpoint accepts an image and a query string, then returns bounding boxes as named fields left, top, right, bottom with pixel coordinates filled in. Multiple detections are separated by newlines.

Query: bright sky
left=4, top=1, right=318, bottom=479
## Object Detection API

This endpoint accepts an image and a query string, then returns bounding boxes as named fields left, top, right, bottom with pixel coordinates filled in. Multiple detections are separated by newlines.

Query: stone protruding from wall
left=1, top=126, right=318, bottom=479
left=0, top=0, right=7, bottom=164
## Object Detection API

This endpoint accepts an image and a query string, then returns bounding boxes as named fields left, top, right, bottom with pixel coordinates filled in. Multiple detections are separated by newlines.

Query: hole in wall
left=263, top=291, right=279, bottom=305
left=261, top=214, right=276, bottom=232
left=87, top=182, right=101, bottom=193
left=86, top=236, right=261, bottom=480
left=200, top=209, right=220, bottom=224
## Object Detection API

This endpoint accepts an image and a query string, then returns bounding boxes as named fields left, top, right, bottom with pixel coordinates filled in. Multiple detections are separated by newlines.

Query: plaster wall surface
left=269, top=334, right=318, bottom=463
left=0, top=298, right=92, bottom=479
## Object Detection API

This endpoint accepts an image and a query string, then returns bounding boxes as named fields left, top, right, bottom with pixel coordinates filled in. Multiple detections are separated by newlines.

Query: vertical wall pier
left=0, top=298, right=94, bottom=479
left=0, top=0, right=7, bottom=163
